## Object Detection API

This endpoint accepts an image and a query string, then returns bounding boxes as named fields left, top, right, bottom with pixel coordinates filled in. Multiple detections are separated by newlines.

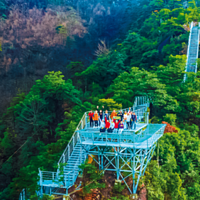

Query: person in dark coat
left=117, top=110, right=123, bottom=121
left=131, top=112, right=137, bottom=129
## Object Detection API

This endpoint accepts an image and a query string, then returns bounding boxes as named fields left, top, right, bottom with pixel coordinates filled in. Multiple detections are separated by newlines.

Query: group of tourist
left=88, top=106, right=137, bottom=133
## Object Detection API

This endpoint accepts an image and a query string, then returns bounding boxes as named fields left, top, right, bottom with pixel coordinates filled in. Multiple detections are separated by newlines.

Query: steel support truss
left=84, top=144, right=156, bottom=194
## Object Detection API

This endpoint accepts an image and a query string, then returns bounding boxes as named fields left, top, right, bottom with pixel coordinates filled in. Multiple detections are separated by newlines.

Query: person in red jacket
left=105, top=120, right=110, bottom=129
left=114, top=120, right=120, bottom=129
left=88, top=110, right=94, bottom=127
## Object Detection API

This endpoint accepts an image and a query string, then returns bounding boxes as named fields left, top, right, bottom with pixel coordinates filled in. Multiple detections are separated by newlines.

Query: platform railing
left=184, top=21, right=194, bottom=81
left=58, top=96, right=149, bottom=166
left=57, top=113, right=86, bottom=165
left=134, top=96, right=149, bottom=108
left=39, top=169, right=73, bottom=188
left=79, top=124, right=166, bottom=148
left=146, top=124, right=166, bottom=148
left=195, top=22, right=200, bottom=73
left=19, top=188, right=26, bottom=200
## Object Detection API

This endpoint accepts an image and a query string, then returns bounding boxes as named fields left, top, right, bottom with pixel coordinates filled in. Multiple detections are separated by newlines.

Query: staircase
left=63, top=142, right=86, bottom=181
left=184, top=22, right=199, bottom=81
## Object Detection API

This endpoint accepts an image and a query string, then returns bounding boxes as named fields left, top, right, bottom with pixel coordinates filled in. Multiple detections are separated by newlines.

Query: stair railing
left=195, top=22, right=200, bottom=73
left=184, top=21, right=194, bottom=82
left=19, top=188, right=26, bottom=200
left=39, top=168, right=73, bottom=188
left=57, top=113, right=86, bottom=166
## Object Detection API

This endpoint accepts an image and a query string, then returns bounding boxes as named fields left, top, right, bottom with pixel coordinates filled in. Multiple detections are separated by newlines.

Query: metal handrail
left=184, top=21, right=194, bottom=81
left=19, top=189, right=25, bottom=200
left=195, top=22, right=200, bottom=73
left=79, top=124, right=166, bottom=148
left=39, top=169, right=73, bottom=188
left=57, top=113, right=86, bottom=165
left=57, top=96, right=149, bottom=166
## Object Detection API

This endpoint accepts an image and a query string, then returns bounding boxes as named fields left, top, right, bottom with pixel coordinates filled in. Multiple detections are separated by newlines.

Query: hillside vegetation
left=1, top=0, right=200, bottom=199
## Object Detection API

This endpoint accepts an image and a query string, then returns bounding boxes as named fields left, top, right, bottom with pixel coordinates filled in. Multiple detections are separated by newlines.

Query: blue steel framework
left=19, top=96, right=166, bottom=199
left=79, top=123, right=166, bottom=194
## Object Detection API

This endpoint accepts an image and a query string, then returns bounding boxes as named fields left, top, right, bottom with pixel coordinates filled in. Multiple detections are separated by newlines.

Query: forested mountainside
left=0, top=0, right=143, bottom=114
left=1, top=0, right=200, bottom=199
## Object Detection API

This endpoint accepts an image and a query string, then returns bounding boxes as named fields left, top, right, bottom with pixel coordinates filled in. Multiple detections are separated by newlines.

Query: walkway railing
left=19, top=189, right=26, bottom=200
left=133, top=96, right=149, bottom=108
left=196, top=22, right=200, bottom=73
left=79, top=124, right=166, bottom=148
left=184, top=22, right=199, bottom=81
left=57, top=113, right=86, bottom=165
left=57, top=96, right=149, bottom=166
left=39, top=169, right=75, bottom=188
left=184, top=21, right=193, bottom=82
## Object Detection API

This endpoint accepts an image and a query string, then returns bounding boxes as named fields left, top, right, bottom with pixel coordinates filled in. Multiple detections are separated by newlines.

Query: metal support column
left=101, top=153, right=104, bottom=170
left=116, top=147, right=120, bottom=180
left=132, top=148, right=136, bottom=195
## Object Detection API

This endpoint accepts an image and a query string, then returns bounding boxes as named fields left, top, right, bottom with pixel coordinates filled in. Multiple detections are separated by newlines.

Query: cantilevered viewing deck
left=36, top=96, right=167, bottom=197
left=79, top=124, right=165, bottom=149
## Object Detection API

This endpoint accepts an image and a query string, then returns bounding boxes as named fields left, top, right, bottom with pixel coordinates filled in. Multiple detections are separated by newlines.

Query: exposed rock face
left=162, top=121, right=178, bottom=133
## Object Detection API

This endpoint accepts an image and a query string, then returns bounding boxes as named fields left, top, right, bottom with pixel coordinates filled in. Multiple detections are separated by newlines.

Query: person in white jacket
left=123, top=111, right=127, bottom=129
left=100, top=120, right=105, bottom=128
left=127, top=112, right=131, bottom=129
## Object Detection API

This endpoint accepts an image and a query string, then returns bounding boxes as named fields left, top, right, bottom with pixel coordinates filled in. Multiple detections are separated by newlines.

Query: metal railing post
left=85, top=114, right=87, bottom=129
left=65, top=173, right=67, bottom=188
left=39, top=168, right=42, bottom=185
left=68, top=145, right=70, bottom=160
left=63, top=153, right=65, bottom=163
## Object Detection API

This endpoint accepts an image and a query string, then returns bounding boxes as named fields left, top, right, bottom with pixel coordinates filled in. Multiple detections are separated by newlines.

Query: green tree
left=79, top=161, right=105, bottom=195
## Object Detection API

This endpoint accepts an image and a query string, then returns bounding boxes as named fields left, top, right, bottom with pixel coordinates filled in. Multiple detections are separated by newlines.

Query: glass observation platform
left=79, top=123, right=165, bottom=149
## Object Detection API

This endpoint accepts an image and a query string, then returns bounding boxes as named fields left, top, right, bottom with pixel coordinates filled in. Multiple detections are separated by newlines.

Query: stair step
left=64, top=170, right=79, bottom=173
left=64, top=169, right=79, bottom=172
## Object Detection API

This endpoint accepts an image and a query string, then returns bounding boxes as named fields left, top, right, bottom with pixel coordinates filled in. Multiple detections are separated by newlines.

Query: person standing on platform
left=100, top=119, right=105, bottom=128
left=127, top=112, right=131, bottom=129
left=99, top=110, right=103, bottom=121
left=123, top=111, right=127, bottom=129
left=114, top=120, right=120, bottom=129
left=118, top=110, right=123, bottom=121
left=105, top=110, right=109, bottom=121
left=111, top=110, right=117, bottom=120
left=132, top=112, right=137, bottom=129
left=93, top=110, right=99, bottom=127
left=88, top=110, right=94, bottom=127
left=118, top=121, right=124, bottom=134
left=108, top=121, right=114, bottom=132
left=105, top=119, right=110, bottom=129
left=128, top=107, right=132, bottom=114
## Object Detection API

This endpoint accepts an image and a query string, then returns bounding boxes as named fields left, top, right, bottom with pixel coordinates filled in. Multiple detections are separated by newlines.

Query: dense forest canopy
left=1, top=0, right=200, bottom=199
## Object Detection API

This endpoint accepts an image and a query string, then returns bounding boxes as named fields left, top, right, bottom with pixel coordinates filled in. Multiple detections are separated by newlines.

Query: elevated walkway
left=184, top=22, right=199, bottom=81
left=36, top=96, right=166, bottom=197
